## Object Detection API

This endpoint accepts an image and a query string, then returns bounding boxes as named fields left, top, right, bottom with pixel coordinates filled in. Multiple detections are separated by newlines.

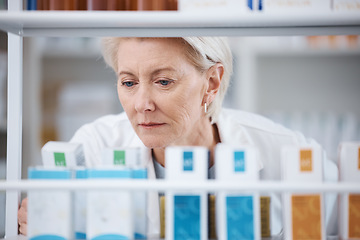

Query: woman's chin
left=140, top=137, right=171, bottom=149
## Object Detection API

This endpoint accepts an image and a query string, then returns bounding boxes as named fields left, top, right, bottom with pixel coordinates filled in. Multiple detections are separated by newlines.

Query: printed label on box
left=292, top=195, right=322, bottom=240
left=226, top=196, right=254, bottom=239
left=300, top=149, right=312, bottom=172
left=234, top=151, right=245, bottom=172
left=183, top=151, right=193, bottom=171
left=54, top=152, right=66, bottom=166
left=349, top=194, right=360, bottom=238
left=174, top=195, right=200, bottom=240
left=114, top=150, right=125, bottom=166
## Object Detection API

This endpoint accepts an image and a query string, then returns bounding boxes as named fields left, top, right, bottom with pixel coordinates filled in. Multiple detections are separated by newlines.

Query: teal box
left=174, top=195, right=201, bottom=240
left=226, top=196, right=255, bottom=240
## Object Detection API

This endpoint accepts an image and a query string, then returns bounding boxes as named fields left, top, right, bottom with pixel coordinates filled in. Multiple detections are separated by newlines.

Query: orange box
left=292, top=195, right=322, bottom=240
left=349, top=194, right=360, bottom=238
left=338, top=142, right=360, bottom=240
left=281, top=145, right=325, bottom=240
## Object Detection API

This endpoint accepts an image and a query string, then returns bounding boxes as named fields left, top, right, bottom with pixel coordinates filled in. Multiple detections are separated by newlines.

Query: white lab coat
left=70, top=108, right=338, bottom=238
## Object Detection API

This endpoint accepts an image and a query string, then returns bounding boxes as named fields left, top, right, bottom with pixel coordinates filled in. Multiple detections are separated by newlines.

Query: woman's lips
left=139, top=122, right=165, bottom=129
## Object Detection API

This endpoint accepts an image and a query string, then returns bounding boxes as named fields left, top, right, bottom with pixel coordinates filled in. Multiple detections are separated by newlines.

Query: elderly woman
left=18, top=37, right=337, bottom=238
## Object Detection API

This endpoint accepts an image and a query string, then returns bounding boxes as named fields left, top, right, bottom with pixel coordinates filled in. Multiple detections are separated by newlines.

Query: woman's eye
left=122, top=81, right=135, bottom=87
left=158, top=80, right=171, bottom=86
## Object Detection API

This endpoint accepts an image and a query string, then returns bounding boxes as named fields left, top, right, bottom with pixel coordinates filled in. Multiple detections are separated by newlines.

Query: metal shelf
left=1, top=179, right=360, bottom=193
left=0, top=11, right=360, bottom=37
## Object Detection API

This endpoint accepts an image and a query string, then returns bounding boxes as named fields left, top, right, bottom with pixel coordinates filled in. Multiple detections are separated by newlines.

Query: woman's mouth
left=139, top=122, right=166, bottom=129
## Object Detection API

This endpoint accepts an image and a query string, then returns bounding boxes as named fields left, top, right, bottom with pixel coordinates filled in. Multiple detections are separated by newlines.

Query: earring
left=204, top=103, right=207, bottom=113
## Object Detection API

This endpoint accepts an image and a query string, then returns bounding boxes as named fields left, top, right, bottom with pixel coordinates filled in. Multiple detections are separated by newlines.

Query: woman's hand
left=18, top=197, right=28, bottom=235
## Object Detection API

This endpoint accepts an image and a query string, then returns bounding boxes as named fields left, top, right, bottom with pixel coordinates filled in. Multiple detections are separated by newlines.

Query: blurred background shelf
left=0, top=11, right=360, bottom=36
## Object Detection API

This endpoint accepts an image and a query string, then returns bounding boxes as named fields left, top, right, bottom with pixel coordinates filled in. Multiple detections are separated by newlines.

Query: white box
left=281, top=145, right=326, bottom=240
left=262, top=0, right=331, bottom=13
left=215, top=144, right=261, bottom=240
left=41, top=141, right=85, bottom=167
left=178, top=0, right=250, bottom=13
left=102, top=147, right=147, bottom=168
left=338, top=142, right=360, bottom=239
left=333, top=0, right=360, bottom=11
left=74, top=168, right=87, bottom=240
left=102, top=147, right=149, bottom=238
left=86, top=168, right=133, bottom=240
left=28, top=167, right=73, bottom=240
left=132, top=169, right=148, bottom=239
left=165, top=146, right=208, bottom=240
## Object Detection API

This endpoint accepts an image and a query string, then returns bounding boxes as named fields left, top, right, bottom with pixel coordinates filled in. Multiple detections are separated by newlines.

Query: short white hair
left=101, top=37, right=233, bottom=122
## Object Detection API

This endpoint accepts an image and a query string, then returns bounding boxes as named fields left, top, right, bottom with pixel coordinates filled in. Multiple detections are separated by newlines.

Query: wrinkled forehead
left=116, top=37, right=202, bottom=69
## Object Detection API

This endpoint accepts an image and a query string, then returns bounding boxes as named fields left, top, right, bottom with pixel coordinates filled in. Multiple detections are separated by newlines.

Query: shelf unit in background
left=1, top=1, right=360, bottom=239
left=0, top=10, right=360, bottom=37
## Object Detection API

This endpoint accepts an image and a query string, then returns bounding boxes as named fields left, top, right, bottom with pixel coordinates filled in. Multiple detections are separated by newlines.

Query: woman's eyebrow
left=151, top=67, right=176, bottom=76
left=118, top=71, right=136, bottom=77
left=118, top=67, right=177, bottom=78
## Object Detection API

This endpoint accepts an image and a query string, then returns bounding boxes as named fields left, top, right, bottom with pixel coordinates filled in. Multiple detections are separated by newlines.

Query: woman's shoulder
left=218, top=108, right=309, bottom=145
left=220, top=108, right=296, bottom=135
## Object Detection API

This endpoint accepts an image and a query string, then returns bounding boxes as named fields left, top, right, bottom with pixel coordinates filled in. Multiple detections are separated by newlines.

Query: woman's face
left=116, top=38, right=209, bottom=148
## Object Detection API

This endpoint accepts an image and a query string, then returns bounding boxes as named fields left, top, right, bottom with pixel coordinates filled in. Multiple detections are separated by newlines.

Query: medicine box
left=27, top=167, right=73, bottom=240
left=41, top=141, right=85, bottom=167
left=165, top=146, right=208, bottom=240
left=102, top=147, right=147, bottom=168
left=178, top=0, right=250, bottom=13
left=133, top=168, right=148, bottom=239
left=281, top=145, right=325, bottom=240
left=74, top=168, right=87, bottom=239
left=86, top=168, right=133, bottom=240
left=215, top=144, right=261, bottom=240
left=333, top=0, right=360, bottom=11
left=102, top=147, right=148, bottom=238
left=338, top=142, right=360, bottom=239
left=262, top=0, right=331, bottom=12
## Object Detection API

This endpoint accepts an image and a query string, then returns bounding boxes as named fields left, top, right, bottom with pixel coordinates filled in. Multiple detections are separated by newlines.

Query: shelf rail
left=1, top=180, right=360, bottom=193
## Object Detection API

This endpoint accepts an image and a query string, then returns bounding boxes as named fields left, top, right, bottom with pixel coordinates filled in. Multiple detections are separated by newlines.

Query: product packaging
left=215, top=144, right=261, bottom=240
left=86, top=168, right=133, bottom=240
left=165, top=146, right=208, bottom=240
left=74, top=168, right=87, bottom=239
left=41, top=141, right=85, bottom=167
left=178, top=0, right=248, bottom=13
left=338, top=142, right=360, bottom=239
left=133, top=168, right=148, bottom=239
left=333, top=0, right=360, bottom=11
left=262, top=0, right=331, bottom=12
left=102, top=147, right=148, bottom=239
left=281, top=145, right=325, bottom=240
left=102, top=147, right=147, bottom=168
left=27, top=167, right=73, bottom=240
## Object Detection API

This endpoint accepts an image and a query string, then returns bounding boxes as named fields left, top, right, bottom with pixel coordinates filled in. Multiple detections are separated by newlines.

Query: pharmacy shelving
left=1, top=1, right=360, bottom=239
left=0, top=11, right=360, bottom=37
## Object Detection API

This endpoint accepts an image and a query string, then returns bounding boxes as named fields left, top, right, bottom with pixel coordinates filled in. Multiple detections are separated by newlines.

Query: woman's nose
left=134, top=85, right=155, bottom=113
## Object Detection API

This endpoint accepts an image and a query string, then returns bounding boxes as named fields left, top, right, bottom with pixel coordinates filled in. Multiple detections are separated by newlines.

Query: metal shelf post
left=5, top=0, right=23, bottom=238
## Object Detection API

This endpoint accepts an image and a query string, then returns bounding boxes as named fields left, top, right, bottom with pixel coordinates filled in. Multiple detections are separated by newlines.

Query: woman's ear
left=203, top=63, right=224, bottom=104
